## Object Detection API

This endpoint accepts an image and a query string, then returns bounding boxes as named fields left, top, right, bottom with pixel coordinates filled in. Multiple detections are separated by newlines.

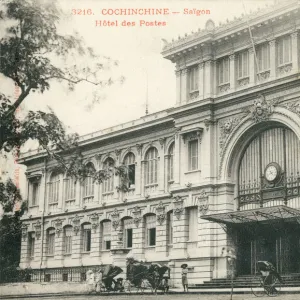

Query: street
left=3, top=294, right=300, bottom=300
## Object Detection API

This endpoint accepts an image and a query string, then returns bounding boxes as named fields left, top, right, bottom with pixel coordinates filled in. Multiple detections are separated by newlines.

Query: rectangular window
left=145, top=215, right=156, bottom=246
left=188, top=140, right=198, bottom=171
left=82, top=224, right=91, bottom=252
left=257, top=43, right=270, bottom=72
left=80, top=273, right=86, bottom=282
left=188, top=207, right=198, bottom=241
left=64, top=227, right=72, bottom=254
left=47, top=229, right=55, bottom=255
left=62, top=273, right=68, bottom=282
left=48, top=181, right=60, bottom=204
left=31, top=182, right=39, bottom=206
left=28, top=232, right=35, bottom=258
left=102, top=221, right=111, bottom=250
left=189, top=65, right=199, bottom=92
left=237, top=51, right=249, bottom=79
left=44, top=274, right=51, bottom=282
left=218, top=57, right=230, bottom=85
left=278, top=35, right=292, bottom=66
left=124, top=218, right=133, bottom=248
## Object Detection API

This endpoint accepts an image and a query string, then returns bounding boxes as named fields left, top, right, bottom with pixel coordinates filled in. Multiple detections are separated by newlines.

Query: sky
left=0, top=0, right=277, bottom=195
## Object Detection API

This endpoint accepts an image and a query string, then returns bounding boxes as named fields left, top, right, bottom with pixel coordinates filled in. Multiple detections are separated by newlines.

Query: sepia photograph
left=1, top=0, right=300, bottom=299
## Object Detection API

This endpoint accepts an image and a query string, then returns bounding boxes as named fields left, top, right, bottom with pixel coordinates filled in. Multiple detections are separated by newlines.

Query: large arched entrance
left=236, top=124, right=300, bottom=275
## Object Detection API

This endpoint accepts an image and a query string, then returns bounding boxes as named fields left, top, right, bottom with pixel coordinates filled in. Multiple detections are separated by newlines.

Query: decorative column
left=20, top=224, right=29, bottom=267
left=110, top=208, right=121, bottom=250
left=131, top=206, right=144, bottom=260
left=291, top=31, right=299, bottom=74
left=248, top=47, right=255, bottom=86
left=156, top=201, right=167, bottom=256
left=204, top=60, right=213, bottom=98
left=158, top=138, right=165, bottom=193
left=181, top=68, right=188, bottom=103
left=39, top=169, right=47, bottom=212
left=90, top=213, right=101, bottom=258
left=34, top=220, right=42, bottom=262
left=54, top=218, right=63, bottom=259
left=173, top=129, right=181, bottom=188
left=269, top=39, right=276, bottom=80
left=198, top=62, right=204, bottom=100
left=171, top=196, right=188, bottom=258
left=141, top=160, right=146, bottom=197
left=229, top=54, right=235, bottom=91
left=72, top=214, right=82, bottom=260
left=135, top=144, right=143, bottom=197
left=175, top=69, right=181, bottom=105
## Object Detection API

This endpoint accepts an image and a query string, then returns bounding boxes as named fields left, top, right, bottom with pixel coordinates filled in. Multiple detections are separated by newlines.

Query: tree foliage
left=0, top=179, right=26, bottom=283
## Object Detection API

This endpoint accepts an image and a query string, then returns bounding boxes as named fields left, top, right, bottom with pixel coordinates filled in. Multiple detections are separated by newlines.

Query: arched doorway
left=235, top=124, right=300, bottom=275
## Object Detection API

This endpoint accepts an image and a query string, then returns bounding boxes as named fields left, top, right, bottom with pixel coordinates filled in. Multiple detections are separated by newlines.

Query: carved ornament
left=173, top=196, right=184, bottom=220
left=21, top=224, right=29, bottom=241
left=196, top=190, right=209, bottom=215
left=34, top=220, right=42, bottom=239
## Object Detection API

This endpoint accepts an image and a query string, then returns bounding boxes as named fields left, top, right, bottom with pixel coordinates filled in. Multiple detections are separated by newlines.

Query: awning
left=201, top=205, right=300, bottom=225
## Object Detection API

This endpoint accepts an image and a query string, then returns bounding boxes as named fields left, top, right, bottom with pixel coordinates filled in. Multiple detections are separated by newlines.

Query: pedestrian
left=86, top=269, right=95, bottom=294
left=181, top=263, right=189, bottom=292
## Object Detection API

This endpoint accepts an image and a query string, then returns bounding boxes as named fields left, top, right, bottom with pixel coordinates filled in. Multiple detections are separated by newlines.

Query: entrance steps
left=190, top=273, right=300, bottom=290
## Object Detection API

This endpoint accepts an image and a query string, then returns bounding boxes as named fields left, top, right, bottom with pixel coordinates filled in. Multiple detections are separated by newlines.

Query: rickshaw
left=99, top=265, right=124, bottom=292
left=125, top=260, right=170, bottom=294
left=251, top=261, right=282, bottom=297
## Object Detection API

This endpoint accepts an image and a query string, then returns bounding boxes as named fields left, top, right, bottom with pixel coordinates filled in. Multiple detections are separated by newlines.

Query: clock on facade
left=264, top=162, right=281, bottom=182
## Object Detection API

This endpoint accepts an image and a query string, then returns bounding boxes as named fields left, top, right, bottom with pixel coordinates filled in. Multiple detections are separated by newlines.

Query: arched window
left=81, top=223, right=91, bottom=252
left=48, top=172, right=61, bottom=204
left=168, top=143, right=175, bottom=181
left=103, top=158, right=114, bottom=193
left=145, top=147, right=158, bottom=185
left=124, top=152, right=136, bottom=188
left=63, top=226, right=73, bottom=254
left=46, top=228, right=55, bottom=255
left=101, top=220, right=111, bottom=250
left=83, top=163, right=95, bottom=203
left=238, top=126, right=300, bottom=209
left=145, top=214, right=156, bottom=246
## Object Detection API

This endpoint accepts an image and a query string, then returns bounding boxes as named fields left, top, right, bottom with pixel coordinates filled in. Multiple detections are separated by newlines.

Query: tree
left=0, top=0, right=123, bottom=153
left=0, top=179, right=26, bottom=283
left=0, top=0, right=127, bottom=183
left=0, top=0, right=128, bottom=283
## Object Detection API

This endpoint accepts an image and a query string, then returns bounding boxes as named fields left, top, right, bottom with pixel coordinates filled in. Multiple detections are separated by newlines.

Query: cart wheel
left=251, top=274, right=266, bottom=297
left=123, top=280, right=131, bottom=293
left=264, top=274, right=281, bottom=297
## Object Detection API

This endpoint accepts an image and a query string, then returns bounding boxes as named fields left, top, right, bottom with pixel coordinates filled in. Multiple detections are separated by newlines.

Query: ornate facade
left=19, top=0, right=300, bottom=287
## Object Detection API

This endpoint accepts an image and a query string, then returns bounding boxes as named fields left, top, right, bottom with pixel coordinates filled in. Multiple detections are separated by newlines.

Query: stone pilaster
left=72, top=225, right=81, bottom=260
left=175, top=69, right=181, bottom=105
left=291, top=31, right=299, bottom=73
left=180, top=68, right=188, bottom=103
left=229, top=54, right=235, bottom=91
left=173, top=132, right=181, bottom=187
left=90, top=214, right=101, bottom=258
left=141, top=161, right=146, bottom=197
left=248, top=47, right=255, bottom=86
left=39, top=169, right=47, bottom=212
left=156, top=216, right=168, bottom=256
left=204, top=60, right=213, bottom=98
left=269, top=39, right=276, bottom=80
left=135, top=160, right=141, bottom=196
left=198, top=62, right=204, bottom=100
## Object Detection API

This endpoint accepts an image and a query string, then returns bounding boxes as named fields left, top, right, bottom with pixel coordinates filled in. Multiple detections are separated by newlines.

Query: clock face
left=265, top=165, right=278, bottom=182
